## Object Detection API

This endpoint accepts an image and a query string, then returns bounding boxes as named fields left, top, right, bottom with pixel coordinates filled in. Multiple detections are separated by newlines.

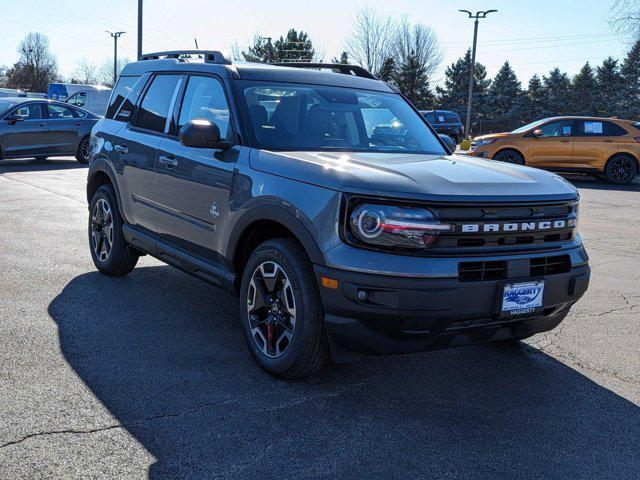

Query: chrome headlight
left=474, top=138, right=497, bottom=147
left=348, top=202, right=453, bottom=249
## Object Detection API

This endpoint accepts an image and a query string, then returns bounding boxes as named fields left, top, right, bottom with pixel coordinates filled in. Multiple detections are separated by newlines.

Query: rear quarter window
left=106, top=76, right=139, bottom=120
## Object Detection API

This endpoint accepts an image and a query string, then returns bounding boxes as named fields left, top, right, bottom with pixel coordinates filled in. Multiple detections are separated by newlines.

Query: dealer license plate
left=501, top=280, right=545, bottom=315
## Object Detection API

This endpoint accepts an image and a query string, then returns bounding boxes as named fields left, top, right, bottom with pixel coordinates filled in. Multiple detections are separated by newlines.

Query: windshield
left=238, top=81, right=445, bottom=155
left=511, top=118, right=550, bottom=134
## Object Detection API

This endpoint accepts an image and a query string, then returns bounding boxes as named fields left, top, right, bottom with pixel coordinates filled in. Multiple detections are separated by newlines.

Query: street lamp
left=106, top=31, right=126, bottom=86
left=459, top=9, right=497, bottom=140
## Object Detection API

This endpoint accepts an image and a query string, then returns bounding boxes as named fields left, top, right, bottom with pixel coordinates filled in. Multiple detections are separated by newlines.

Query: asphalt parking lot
left=1, top=157, right=639, bottom=479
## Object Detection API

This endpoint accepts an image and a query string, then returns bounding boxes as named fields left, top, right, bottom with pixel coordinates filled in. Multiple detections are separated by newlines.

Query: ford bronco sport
left=87, top=51, right=590, bottom=378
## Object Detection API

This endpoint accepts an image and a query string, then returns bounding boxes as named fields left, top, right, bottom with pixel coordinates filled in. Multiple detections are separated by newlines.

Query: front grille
left=459, top=254, right=570, bottom=282
left=430, top=201, right=577, bottom=253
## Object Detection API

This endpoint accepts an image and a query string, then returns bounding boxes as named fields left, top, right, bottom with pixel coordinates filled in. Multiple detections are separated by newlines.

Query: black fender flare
left=86, top=158, right=126, bottom=220
left=226, top=204, right=326, bottom=268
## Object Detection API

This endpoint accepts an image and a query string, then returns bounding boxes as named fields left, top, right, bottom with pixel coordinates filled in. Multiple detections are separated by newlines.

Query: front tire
left=239, top=238, right=329, bottom=378
left=494, top=149, right=525, bottom=165
left=604, top=155, right=638, bottom=185
left=89, top=185, right=138, bottom=276
left=76, top=136, right=91, bottom=164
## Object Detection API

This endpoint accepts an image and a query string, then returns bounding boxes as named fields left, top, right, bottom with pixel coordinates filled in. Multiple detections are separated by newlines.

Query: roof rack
left=270, top=62, right=377, bottom=80
left=140, top=50, right=231, bottom=65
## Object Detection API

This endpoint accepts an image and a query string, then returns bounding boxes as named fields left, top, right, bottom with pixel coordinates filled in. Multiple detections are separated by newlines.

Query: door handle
left=38, top=123, right=46, bottom=127
left=604, top=139, right=614, bottom=143
left=74, top=122, right=82, bottom=126
left=158, top=155, right=178, bottom=168
left=114, top=144, right=129, bottom=155
left=560, top=139, right=571, bottom=143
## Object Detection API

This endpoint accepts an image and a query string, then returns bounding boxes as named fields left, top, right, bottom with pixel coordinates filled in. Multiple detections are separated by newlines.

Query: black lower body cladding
left=314, top=261, right=590, bottom=362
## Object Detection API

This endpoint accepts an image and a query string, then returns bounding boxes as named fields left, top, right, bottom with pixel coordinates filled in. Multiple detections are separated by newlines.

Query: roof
left=120, top=57, right=394, bottom=93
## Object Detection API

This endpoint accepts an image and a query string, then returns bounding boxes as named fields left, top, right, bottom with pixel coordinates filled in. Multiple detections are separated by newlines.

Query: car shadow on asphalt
left=559, top=174, right=640, bottom=192
left=0, top=158, right=85, bottom=173
left=48, top=266, right=640, bottom=479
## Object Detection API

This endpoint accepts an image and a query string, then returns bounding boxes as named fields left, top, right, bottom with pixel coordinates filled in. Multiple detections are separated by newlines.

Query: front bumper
left=315, top=256, right=590, bottom=362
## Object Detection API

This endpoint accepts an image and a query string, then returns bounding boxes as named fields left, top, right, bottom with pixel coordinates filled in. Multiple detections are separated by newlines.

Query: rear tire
left=494, top=149, right=525, bottom=165
left=76, top=136, right=91, bottom=164
left=604, top=154, right=638, bottom=185
left=239, top=238, right=329, bottom=378
left=88, top=185, right=138, bottom=276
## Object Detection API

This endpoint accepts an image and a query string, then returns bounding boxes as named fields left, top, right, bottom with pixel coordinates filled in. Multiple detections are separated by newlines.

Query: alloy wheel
left=247, top=261, right=297, bottom=358
left=609, top=157, right=635, bottom=183
left=81, top=138, right=91, bottom=161
left=90, top=198, right=113, bottom=262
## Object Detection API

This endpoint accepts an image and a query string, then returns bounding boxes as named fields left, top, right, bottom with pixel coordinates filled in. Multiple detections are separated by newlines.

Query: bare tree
left=5, top=32, right=58, bottom=92
left=392, top=17, right=443, bottom=82
left=97, top=57, right=129, bottom=87
left=610, top=0, right=640, bottom=40
left=343, top=6, right=394, bottom=75
left=72, top=57, right=98, bottom=85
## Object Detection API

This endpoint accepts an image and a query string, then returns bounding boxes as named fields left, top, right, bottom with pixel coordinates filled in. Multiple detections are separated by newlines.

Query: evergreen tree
left=395, top=51, right=435, bottom=109
left=378, top=57, right=397, bottom=84
left=570, top=62, right=598, bottom=116
left=542, top=68, right=572, bottom=116
left=486, top=61, right=522, bottom=131
left=243, top=29, right=315, bottom=63
left=332, top=52, right=349, bottom=64
left=520, top=74, right=547, bottom=124
left=620, top=39, right=640, bottom=119
left=436, top=49, right=490, bottom=134
left=596, top=57, right=624, bottom=117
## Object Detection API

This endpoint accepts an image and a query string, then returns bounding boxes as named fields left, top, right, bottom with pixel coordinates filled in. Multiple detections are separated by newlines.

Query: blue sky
left=0, top=0, right=631, bottom=87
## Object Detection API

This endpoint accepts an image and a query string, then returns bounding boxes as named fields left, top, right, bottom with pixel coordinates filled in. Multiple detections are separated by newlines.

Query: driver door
left=526, top=119, right=574, bottom=168
left=3, top=103, right=49, bottom=157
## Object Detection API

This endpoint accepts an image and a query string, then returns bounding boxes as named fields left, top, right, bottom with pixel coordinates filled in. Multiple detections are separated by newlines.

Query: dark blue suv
left=87, top=51, right=590, bottom=378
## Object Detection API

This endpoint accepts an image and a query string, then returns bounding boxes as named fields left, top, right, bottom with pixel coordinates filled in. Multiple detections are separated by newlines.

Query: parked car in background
left=26, top=92, right=48, bottom=99
left=0, top=88, right=27, bottom=98
left=421, top=110, right=464, bottom=144
left=48, top=83, right=112, bottom=115
left=468, top=116, right=640, bottom=184
left=66, top=88, right=112, bottom=116
left=0, top=97, right=98, bottom=163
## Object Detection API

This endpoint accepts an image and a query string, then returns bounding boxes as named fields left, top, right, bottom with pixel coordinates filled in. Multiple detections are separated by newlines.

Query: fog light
left=356, top=290, right=367, bottom=302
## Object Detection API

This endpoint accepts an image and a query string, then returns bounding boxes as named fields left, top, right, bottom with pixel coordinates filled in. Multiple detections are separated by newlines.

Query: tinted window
left=72, top=108, right=87, bottom=118
left=0, top=99, right=20, bottom=114
left=134, top=75, right=181, bottom=133
left=577, top=120, right=627, bottom=137
left=177, top=76, right=230, bottom=138
left=115, top=76, right=148, bottom=123
left=240, top=81, right=445, bottom=154
left=444, top=112, right=460, bottom=123
left=423, top=112, right=436, bottom=123
left=48, top=104, right=76, bottom=119
left=12, top=103, right=43, bottom=120
left=539, top=120, right=573, bottom=137
left=106, top=76, right=138, bottom=119
left=68, top=92, right=86, bottom=107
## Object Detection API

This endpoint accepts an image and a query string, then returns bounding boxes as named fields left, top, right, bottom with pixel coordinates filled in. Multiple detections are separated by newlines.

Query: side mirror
left=438, top=134, right=456, bottom=153
left=179, top=119, right=231, bottom=150
left=6, top=116, right=25, bottom=125
left=532, top=129, right=543, bottom=137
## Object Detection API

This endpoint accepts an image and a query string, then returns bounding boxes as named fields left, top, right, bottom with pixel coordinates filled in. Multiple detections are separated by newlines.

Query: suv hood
left=250, top=150, right=578, bottom=203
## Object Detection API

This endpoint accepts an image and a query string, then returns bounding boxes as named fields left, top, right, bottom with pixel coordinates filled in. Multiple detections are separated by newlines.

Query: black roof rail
left=270, top=62, right=377, bottom=80
left=140, top=50, right=231, bottom=65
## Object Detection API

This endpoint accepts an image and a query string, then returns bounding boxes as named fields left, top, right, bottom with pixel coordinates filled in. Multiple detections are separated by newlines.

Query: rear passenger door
left=114, top=74, right=183, bottom=234
left=571, top=120, right=625, bottom=169
left=46, top=103, right=82, bottom=154
left=154, top=74, right=237, bottom=265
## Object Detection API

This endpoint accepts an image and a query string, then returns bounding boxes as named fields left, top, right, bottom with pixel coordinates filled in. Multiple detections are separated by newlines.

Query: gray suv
left=87, top=51, right=590, bottom=378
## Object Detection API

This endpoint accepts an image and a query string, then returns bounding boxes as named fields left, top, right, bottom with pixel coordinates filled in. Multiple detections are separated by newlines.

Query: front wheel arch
left=492, top=148, right=526, bottom=165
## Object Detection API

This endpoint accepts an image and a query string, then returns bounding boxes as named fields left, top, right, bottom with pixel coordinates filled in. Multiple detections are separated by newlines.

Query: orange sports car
left=467, top=116, right=640, bottom=184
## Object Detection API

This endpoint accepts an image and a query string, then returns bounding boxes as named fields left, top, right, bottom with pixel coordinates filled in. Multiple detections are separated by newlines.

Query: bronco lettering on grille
left=459, top=219, right=576, bottom=233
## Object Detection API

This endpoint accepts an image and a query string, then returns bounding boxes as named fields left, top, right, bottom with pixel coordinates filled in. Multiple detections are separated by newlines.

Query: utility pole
left=137, top=0, right=143, bottom=59
left=459, top=9, right=497, bottom=140
left=107, top=31, right=126, bottom=86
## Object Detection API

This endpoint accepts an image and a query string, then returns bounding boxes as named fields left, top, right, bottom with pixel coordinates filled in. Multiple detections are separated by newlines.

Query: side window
left=134, top=75, right=181, bottom=133
left=580, top=121, right=604, bottom=136
left=106, top=76, right=139, bottom=119
left=603, top=121, right=628, bottom=136
left=47, top=104, right=76, bottom=119
left=539, top=121, right=573, bottom=137
left=12, top=103, right=43, bottom=120
left=177, top=76, right=230, bottom=138
left=68, top=92, right=86, bottom=107
left=72, top=108, right=87, bottom=118
left=424, top=112, right=436, bottom=123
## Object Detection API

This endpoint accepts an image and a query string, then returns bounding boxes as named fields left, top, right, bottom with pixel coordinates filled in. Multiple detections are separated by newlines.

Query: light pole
left=137, top=0, right=143, bottom=59
left=107, top=31, right=126, bottom=86
left=459, top=9, right=497, bottom=140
